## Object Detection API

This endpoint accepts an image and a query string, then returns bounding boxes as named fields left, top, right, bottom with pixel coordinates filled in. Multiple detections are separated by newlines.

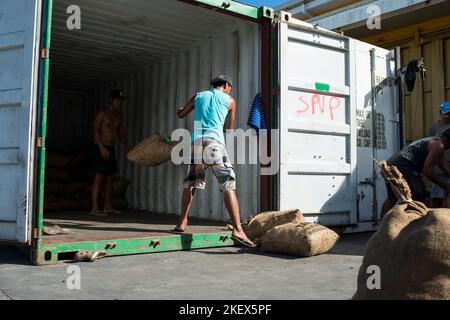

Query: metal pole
left=370, top=49, right=378, bottom=222
left=395, top=46, right=405, bottom=150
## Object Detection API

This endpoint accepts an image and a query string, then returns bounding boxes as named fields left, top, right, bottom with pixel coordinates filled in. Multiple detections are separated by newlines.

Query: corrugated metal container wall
left=47, top=89, right=93, bottom=151
left=87, top=23, right=261, bottom=221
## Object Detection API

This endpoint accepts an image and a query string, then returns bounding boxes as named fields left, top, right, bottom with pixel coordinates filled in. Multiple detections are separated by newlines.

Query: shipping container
left=0, top=0, right=399, bottom=265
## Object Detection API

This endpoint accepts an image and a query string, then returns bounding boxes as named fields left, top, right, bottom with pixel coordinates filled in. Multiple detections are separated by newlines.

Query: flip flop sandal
left=53, top=225, right=70, bottom=234
left=231, top=235, right=257, bottom=248
left=74, top=250, right=107, bottom=262
left=42, top=225, right=71, bottom=235
left=170, top=227, right=187, bottom=233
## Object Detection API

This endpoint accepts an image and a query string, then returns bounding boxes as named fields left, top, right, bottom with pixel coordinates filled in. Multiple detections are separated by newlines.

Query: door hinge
left=41, top=48, right=49, bottom=59
left=37, top=137, right=43, bottom=148
left=359, top=178, right=375, bottom=186
left=34, top=228, right=39, bottom=239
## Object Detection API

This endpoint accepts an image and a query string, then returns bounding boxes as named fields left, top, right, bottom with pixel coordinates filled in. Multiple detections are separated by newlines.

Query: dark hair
left=212, top=80, right=228, bottom=89
left=210, top=75, right=232, bottom=89
left=441, top=128, right=450, bottom=140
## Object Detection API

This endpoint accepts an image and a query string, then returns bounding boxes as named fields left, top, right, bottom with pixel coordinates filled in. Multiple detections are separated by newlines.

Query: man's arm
left=428, top=123, right=436, bottom=137
left=437, top=154, right=450, bottom=178
left=423, top=141, right=449, bottom=189
left=118, top=114, right=130, bottom=154
left=92, top=110, right=104, bottom=146
left=225, top=97, right=236, bottom=130
left=92, top=110, right=109, bottom=159
left=177, top=96, right=195, bottom=119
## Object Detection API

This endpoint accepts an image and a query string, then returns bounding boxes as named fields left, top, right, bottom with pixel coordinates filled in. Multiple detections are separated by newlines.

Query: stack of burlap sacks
left=354, top=160, right=450, bottom=300
left=241, top=209, right=340, bottom=257
left=45, top=151, right=130, bottom=211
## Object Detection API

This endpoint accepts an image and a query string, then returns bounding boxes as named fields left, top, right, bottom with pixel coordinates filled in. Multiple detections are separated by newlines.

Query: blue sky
left=240, top=0, right=288, bottom=8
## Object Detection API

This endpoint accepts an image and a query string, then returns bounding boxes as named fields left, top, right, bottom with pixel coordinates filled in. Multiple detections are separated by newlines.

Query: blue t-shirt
left=192, top=89, right=230, bottom=145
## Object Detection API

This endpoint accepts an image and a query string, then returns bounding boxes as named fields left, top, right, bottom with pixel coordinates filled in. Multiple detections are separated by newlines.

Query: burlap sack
left=260, top=222, right=339, bottom=257
left=44, top=181, right=63, bottom=195
left=113, top=178, right=130, bottom=195
left=127, top=134, right=175, bottom=167
left=45, top=199, right=79, bottom=211
left=64, top=181, right=90, bottom=194
left=68, top=152, right=90, bottom=169
left=46, top=152, right=72, bottom=168
left=46, top=168, right=72, bottom=183
left=354, top=201, right=450, bottom=300
left=69, top=166, right=91, bottom=180
left=242, top=209, right=304, bottom=240
left=111, top=196, right=129, bottom=210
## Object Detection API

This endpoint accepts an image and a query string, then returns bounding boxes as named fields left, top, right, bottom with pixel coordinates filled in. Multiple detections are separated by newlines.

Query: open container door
left=0, top=0, right=43, bottom=242
left=354, top=42, right=399, bottom=230
left=277, top=12, right=358, bottom=226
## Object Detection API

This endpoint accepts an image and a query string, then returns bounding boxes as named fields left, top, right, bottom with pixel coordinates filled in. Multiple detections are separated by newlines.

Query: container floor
left=43, top=210, right=228, bottom=244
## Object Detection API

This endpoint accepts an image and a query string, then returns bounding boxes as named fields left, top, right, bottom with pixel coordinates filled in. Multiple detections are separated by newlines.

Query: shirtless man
left=90, top=90, right=129, bottom=215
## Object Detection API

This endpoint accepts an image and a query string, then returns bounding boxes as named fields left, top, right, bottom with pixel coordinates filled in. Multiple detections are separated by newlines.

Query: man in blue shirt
left=175, top=75, right=255, bottom=247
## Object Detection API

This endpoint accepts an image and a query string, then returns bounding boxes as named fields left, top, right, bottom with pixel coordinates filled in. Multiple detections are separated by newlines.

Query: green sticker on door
left=315, top=82, right=330, bottom=92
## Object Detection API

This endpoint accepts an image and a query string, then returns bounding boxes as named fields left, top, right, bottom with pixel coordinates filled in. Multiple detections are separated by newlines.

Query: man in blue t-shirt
left=174, top=75, right=255, bottom=247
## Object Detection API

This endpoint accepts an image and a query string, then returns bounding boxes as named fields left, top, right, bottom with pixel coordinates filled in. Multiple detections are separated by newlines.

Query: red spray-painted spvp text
left=297, top=94, right=342, bottom=121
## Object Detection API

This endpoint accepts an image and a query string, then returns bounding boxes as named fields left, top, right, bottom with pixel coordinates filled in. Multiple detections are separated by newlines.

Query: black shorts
left=91, top=144, right=118, bottom=175
left=385, top=154, right=428, bottom=202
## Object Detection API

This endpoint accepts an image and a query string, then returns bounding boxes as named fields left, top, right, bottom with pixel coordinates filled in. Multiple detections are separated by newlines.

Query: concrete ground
left=0, top=233, right=371, bottom=300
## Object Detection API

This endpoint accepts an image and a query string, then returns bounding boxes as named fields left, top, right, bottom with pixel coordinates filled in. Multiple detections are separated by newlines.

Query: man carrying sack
left=381, top=127, right=450, bottom=218
left=90, top=90, right=130, bottom=216
left=174, top=75, right=255, bottom=247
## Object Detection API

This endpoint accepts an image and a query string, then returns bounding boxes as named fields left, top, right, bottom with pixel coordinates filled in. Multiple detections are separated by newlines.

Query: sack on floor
left=68, top=192, right=90, bottom=201
left=46, top=168, right=72, bottom=183
left=111, top=196, right=129, bottom=210
left=44, top=181, right=63, bottom=195
left=113, top=178, right=130, bottom=195
left=45, top=199, right=79, bottom=211
left=126, top=134, right=176, bottom=167
left=68, top=152, right=90, bottom=169
left=260, top=222, right=339, bottom=257
left=64, top=181, right=90, bottom=194
left=242, top=209, right=304, bottom=240
left=69, top=166, right=91, bottom=180
left=354, top=201, right=450, bottom=300
left=46, top=152, right=72, bottom=168
left=45, top=194, right=91, bottom=211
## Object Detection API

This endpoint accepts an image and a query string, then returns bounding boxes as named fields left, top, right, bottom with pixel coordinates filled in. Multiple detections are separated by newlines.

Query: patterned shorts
left=183, top=139, right=236, bottom=192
